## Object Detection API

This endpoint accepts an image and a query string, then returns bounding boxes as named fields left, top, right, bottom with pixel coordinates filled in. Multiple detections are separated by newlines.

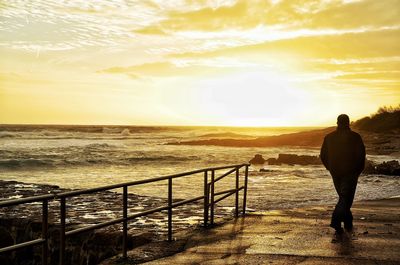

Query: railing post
left=60, top=197, right=66, bottom=265
left=122, top=186, right=128, bottom=258
left=167, top=178, right=172, bottom=241
left=210, top=170, right=215, bottom=225
left=203, top=170, right=209, bottom=227
left=42, top=200, right=48, bottom=265
left=235, top=167, right=239, bottom=217
left=243, top=165, right=249, bottom=215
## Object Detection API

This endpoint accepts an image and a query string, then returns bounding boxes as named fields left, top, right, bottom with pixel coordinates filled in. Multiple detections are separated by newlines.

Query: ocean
left=1, top=125, right=399, bottom=212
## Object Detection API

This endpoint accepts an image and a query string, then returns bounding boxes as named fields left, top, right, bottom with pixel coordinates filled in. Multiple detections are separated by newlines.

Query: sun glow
left=152, top=69, right=314, bottom=126
left=192, top=71, right=311, bottom=126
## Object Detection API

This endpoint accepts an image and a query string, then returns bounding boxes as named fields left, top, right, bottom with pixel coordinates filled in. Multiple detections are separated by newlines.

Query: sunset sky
left=0, top=0, right=399, bottom=126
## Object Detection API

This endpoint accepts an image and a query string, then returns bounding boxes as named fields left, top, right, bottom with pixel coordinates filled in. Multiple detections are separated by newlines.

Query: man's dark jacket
left=320, top=128, right=365, bottom=177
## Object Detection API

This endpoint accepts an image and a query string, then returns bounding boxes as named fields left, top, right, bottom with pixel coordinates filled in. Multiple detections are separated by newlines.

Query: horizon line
left=0, top=123, right=328, bottom=129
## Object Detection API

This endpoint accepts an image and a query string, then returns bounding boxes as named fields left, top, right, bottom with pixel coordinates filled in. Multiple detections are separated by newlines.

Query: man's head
left=337, top=114, right=350, bottom=128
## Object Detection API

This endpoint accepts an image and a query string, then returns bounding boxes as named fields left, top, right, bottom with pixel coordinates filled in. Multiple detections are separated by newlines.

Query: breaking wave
left=198, top=132, right=255, bottom=139
left=0, top=131, right=21, bottom=138
left=0, top=159, right=54, bottom=168
left=0, top=154, right=201, bottom=169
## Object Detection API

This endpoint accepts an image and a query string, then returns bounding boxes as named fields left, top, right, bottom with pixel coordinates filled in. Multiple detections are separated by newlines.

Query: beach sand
left=103, top=197, right=400, bottom=264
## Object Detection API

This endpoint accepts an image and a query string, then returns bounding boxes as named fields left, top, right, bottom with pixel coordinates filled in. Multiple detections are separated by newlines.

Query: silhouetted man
left=320, top=114, right=365, bottom=235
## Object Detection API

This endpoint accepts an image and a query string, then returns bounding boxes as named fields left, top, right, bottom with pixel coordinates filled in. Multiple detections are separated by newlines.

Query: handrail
left=214, top=187, right=241, bottom=196
left=213, top=167, right=238, bottom=183
left=0, top=238, right=45, bottom=253
left=0, top=163, right=250, bottom=265
left=0, top=193, right=54, bottom=207
left=0, top=198, right=49, bottom=265
left=214, top=190, right=237, bottom=204
left=56, top=163, right=247, bottom=198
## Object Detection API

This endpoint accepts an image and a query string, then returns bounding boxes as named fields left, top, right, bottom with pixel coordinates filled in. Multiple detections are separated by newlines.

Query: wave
left=0, top=154, right=200, bottom=169
left=39, top=130, right=62, bottom=137
left=83, top=143, right=118, bottom=149
left=121, top=128, right=131, bottom=136
left=102, top=127, right=122, bottom=134
left=0, top=131, right=21, bottom=138
left=0, top=159, right=54, bottom=168
left=198, top=132, right=255, bottom=139
left=126, top=155, right=199, bottom=163
left=0, top=130, right=140, bottom=140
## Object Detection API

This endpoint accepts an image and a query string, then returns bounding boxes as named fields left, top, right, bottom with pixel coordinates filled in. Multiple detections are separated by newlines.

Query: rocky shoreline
left=250, top=153, right=321, bottom=166
left=0, top=180, right=233, bottom=265
left=249, top=153, right=400, bottom=176
left=170, top=129, right=400, bottom=156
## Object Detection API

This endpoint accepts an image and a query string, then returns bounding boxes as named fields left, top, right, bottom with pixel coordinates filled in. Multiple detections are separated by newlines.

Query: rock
left=277, top=154, right=321, bottom=165
left=265, top=154, right=321, bottom=166
left=0, top=226, right=14, bottom=265
left=259, top=168, right=274, bottom=172
left=362, top=160, right=400, bottom=176
left=363, top=160, right=376, bottom=174
left=266, top=158, right=281, bottom=165
left=249, top=154, right=266, bottom=164
left=0, top=226, right=14, bottom=248
left=277, top=154, right=297, bottom=165
left=376, top=160, right=400, bottom=176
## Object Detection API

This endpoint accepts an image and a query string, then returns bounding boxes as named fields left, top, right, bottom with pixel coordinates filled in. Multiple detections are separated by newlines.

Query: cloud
left=3, top=0, right=398, bottom=58
left=334, top=70, right=400, bottom=81
left=100, top=62, right=174, bottom=77
left=0, top=72, right=53, bottom=85
left=160, top=1, right=251, bottom=31
left=134, top=25, right=168, bottom=35
left=135, top=0, right=400, bottom=33
left=99, top=61, right=205, bottom=78
left=307, top=57, right=400, bottom=74
left=0, top=0, right=157, bottom=51
left=99, top=57, right=257, bottom=78
left=306, top=0, right=400, bottom=29
left=169, top=27, right=400, bottom=59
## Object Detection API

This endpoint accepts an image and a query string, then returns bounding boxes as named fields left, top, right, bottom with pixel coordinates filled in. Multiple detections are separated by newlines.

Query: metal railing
left=0, top=163, right=250, bottom=265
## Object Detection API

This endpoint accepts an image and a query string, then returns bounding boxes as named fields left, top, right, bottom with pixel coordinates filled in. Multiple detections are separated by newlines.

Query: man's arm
left=356, top=135, right=366, bottom=175
left=320, top=137, right=329, bottom=170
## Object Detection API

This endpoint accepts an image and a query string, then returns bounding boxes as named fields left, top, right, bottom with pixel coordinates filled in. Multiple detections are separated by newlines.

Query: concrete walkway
left=140, top=198, right=400, bottom=264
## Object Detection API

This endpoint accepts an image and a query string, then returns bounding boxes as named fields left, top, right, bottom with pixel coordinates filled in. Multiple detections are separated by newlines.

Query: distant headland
left=169, top=106, right=400, bottom=156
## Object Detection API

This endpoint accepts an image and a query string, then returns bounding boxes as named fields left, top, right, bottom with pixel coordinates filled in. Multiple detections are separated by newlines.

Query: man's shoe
left=331, top=228, right=344, bottom=243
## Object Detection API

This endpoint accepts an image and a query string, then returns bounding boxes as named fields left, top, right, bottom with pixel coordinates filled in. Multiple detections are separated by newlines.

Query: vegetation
left=353, top=105, right=400, bottom=133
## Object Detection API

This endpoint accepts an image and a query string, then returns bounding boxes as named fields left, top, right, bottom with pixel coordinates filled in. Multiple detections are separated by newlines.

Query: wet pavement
left=110, top=198, right=400, bottom=264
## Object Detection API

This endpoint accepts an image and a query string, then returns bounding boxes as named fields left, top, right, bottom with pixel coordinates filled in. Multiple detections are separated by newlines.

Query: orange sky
left=0, top=0, right=399, bottom=126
